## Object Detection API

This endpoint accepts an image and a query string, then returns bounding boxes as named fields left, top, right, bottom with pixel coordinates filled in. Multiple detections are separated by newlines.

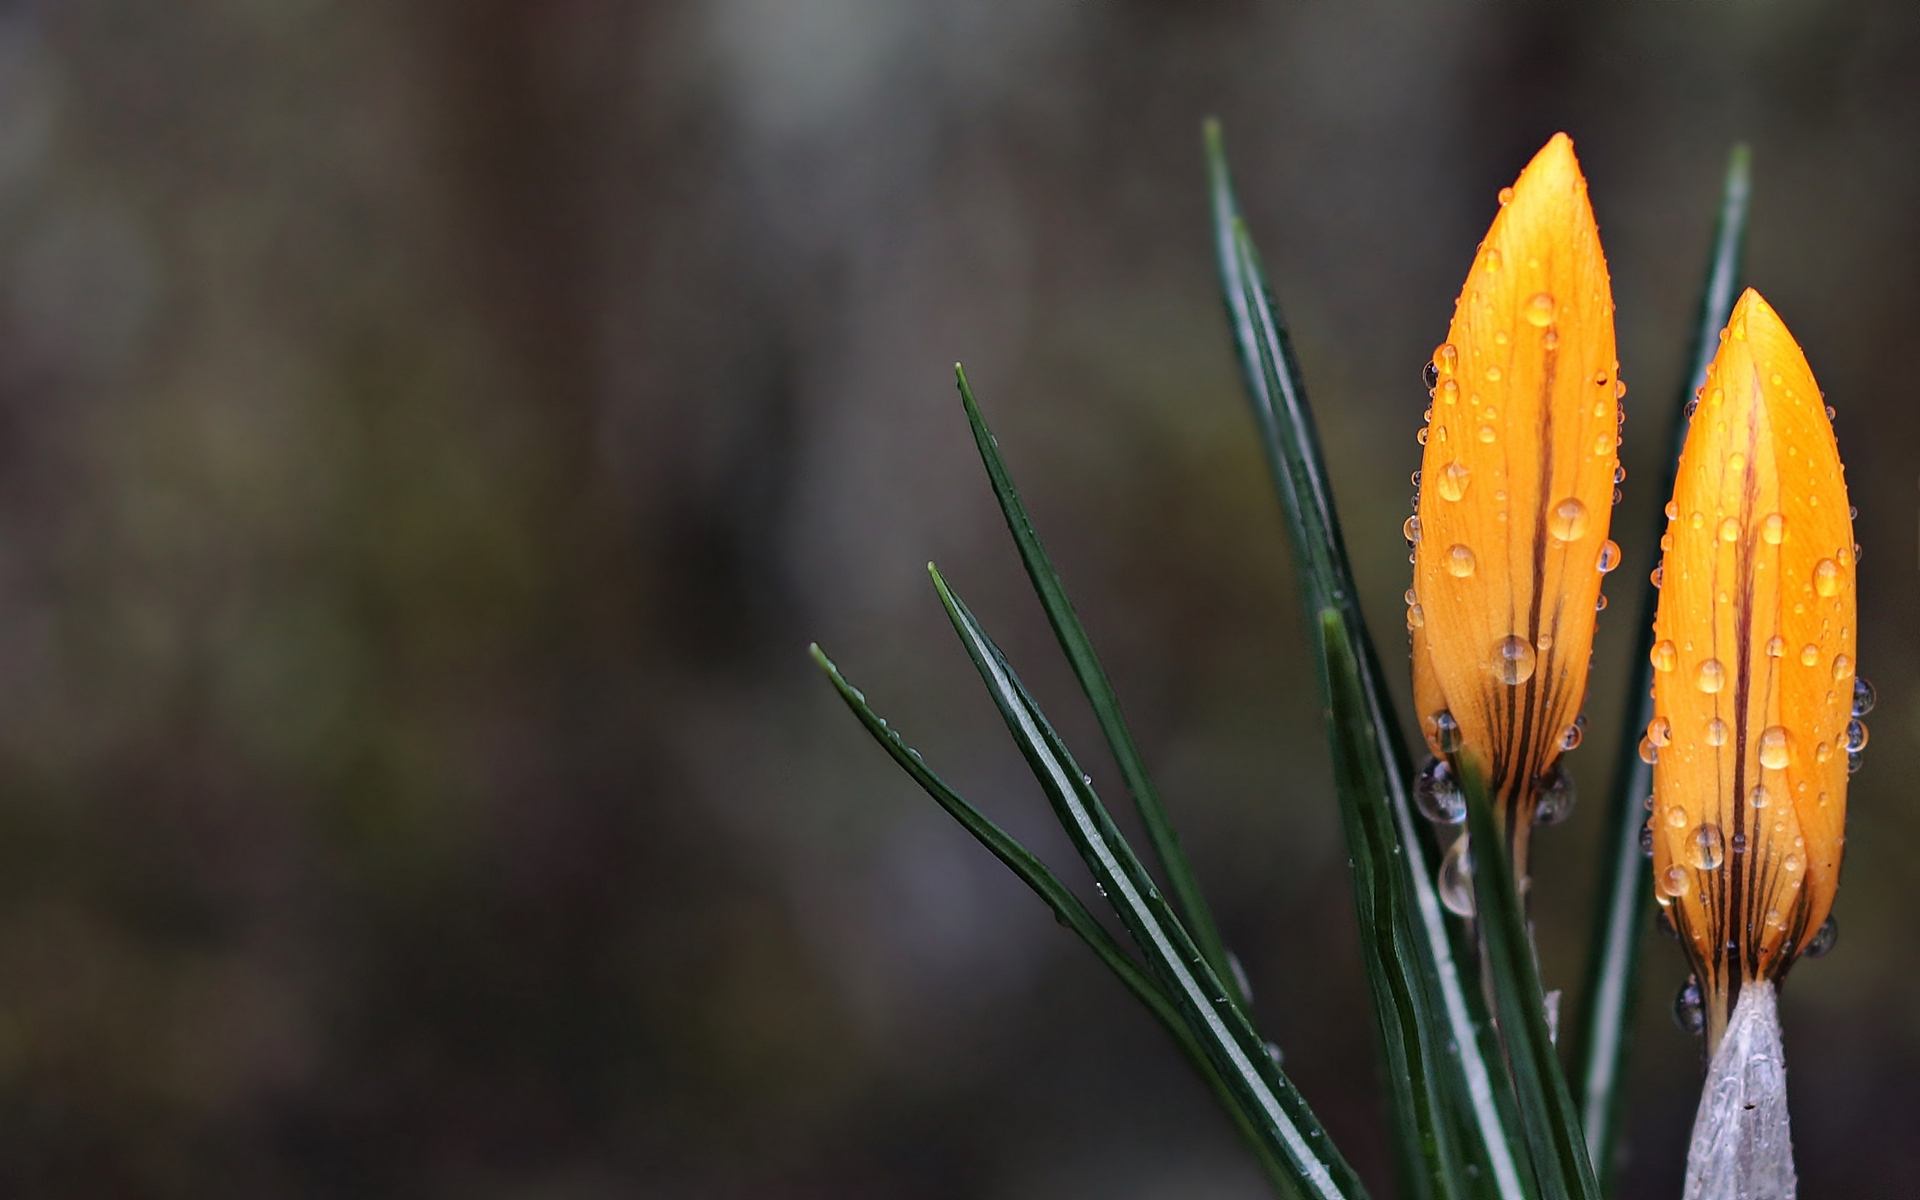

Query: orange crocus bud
left=1649, top=288, right=1862, bottom=1049
left=1408, top=133, right=1621, bottom=901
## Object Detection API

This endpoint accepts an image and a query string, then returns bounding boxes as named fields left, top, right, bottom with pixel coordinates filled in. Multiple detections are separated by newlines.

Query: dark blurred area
left=0, top=2, right=1913, bottom=1196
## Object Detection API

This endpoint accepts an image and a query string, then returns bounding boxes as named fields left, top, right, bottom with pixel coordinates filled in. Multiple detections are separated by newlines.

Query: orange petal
left=1410, top=133, right=1620, bottom=874
left=1649, top=288, right=1855, bottom=1048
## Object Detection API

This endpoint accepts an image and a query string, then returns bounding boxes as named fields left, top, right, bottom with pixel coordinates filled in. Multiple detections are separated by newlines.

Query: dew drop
left=1597, top=540, right=1621, bottom=574
left=1749, top=783, right=1771, bottom=810
left=1533, top=765, right=1576, bottom=826
left=1664, top=500, right=1679, bottom=521
left=1422, top=361, right=1440, bottom=389
left=1650, top=564, right=1665, bottom=589
left=1496, top=186, right=1514, bottom=206
left=1560, top=715, right=1586, bottom=751
left=1831, top=653, right=1854, bottom=681
left=1638, top=737, right=1659, bottom=765
left=1524, top=292, right=1556, bottom=327
left=1659, top=865, right=1693, bottom=899
left=1665, top=804, right=1689, bottom=830
left=1705, top=717, right=1729, bottom=747
left=1687, top=823, right=1726, bottom=870
left=1477, top=425, right=1496, bottom=444
left=1403, top=515, right=1422, bottom=545
left=1647, top=716, right=1672, bottom=747
left=1427, top=710, right=1462, bottom=753
left=1718, top=517, right=1740, bottom=544
left=1414, top=757, right=1467, bottom=825
left=1436, top=460, right=1471, bottom=502
left=1549, top=497, right=1589, bottom=542
left=1852, top=676, right=1877, bottom=716
left=1804, top=915, right=1838, bottom=959
left=1813, top=558, right=1841, bottom=597
left=1845, top=718, right=1869, bottom=753
left=1673, top=977, right=1705, bottom=1036
left=1695, top=658, right=1726, bottom=694
left=1492, top=635, right=1536, bottom=685
left=1649, top=640, right=1677, bottom=672
left=1758, top=726, right=1792, bottom=770
left=1446, top=544, right=1476, bottom=578
left=1439, top=379, right=1460, bottom=405
left=1761, top=512, right=1787, bottom=545
left=1800, top=643, right=1820, bottom=667
left=1765, top=635, right=1786, bottom=659
left=1484, top=365, right=1503, bottom=383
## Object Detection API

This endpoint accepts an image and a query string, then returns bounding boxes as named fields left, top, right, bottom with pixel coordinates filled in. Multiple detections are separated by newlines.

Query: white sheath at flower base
left=1682, top=982, right=1795, bottom=1200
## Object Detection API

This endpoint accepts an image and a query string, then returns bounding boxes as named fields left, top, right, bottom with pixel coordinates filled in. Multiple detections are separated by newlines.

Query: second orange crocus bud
left=1408, top=133, right=1621, bottom=900
left=1648, top=288, right=1862, bottom=1050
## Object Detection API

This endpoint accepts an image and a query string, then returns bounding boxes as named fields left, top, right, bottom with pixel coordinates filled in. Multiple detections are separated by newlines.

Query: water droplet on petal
left=1422, top=361, right=1440, bottom=389
left=1650, top=640, right=1677, bottom=672
left=1524, top=292, right=1556, bottom=327
left=1695, top=658, right=1726, bottom=694
left=1660, top=865, right=1692, bottom=899
left=1597, top=540, right=1621, bottom=574
left=1492, top=635, right=1536, bottom=685
left=1560, top=715, right=1586, bottom=751
left=1845, top=718, right=1869, bottom=753
left=1436, top=460, right=1470, bottom=501
left=1688, top=823, right=1726, bottom=870
left=1805, top=915, right=1838, bottom=959
left=1647, top=716, right=1672, bottom=747
left=1673, top=976, right=1705, bottom=1035
left=1800, top=643, right=1820, bottom=667
left=1813, top=558, right=1842, bottom=597
left=1761, top=512, right=1787, bottom=545
left=1758, top=726, right=1792, bottom=770
left=1446, top=544, right=1476, bottom=578
left=1477, top=425, right=1496, bottom=444
left=1497, top=186, right=1514, bottom=206
left=1705, top=717, right=1729, bottom=747
left=1749, top=783, right=1771, bottom=810
left=1415, top=757, right=1467, bottom=825
left=1765, top=635, right=1786, bottom=658
left=1832, top=653, right=1854, bottom=682
left=1718, top=517, right=1740, bottom=543
left=1427, top=710, right=1462, bottom=754
left=1403, top=515, right=1422, bottom=545
left=1853, top=676, right=1877, bottom=715
left=1549, top=497, right=1589, bottom=542
left=1533, top=765, right=1576, bottom=826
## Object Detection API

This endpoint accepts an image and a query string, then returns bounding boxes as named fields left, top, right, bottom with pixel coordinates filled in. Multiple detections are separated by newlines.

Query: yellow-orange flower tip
left=1407, top=133, right=1619, bottom=888
left=1647, top=288, right=1862, bottom=1049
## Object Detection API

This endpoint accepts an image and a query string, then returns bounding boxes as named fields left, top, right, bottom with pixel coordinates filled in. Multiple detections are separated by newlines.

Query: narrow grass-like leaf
left=809, top=643, right=1296, bottom=1193
left=1317, top=610, right=1466, bottom=1200
left=953, top=363, right=1244, bottom=1010
left=930, top=565, right=1368, bottom=1200
left=1570, top=144, right=1751, bottom=1188
left=1209, top=120, right=1530, bottom=1200
left=1461, top=770, right=1601, bottom=1200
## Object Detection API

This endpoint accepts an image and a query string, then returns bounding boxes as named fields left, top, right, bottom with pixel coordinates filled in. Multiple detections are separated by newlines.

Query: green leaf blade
left=1461, top=770, right=1601, bottom=1200
left=1208, top=119, right=1530, bottom=1200
left=928, top=568, right=1369, bottom=1200
left=810, top=642, right=1299, bottom=1193
left=1569, top=143, right=1751, bottom=1188
left=953, top=363, right=1244, bottom=1010
left=1317, top=611, right=1470, bottom=1200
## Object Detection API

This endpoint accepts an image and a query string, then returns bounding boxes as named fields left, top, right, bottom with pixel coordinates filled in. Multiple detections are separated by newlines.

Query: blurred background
left=0, top=1, right=1912, bottom=1196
